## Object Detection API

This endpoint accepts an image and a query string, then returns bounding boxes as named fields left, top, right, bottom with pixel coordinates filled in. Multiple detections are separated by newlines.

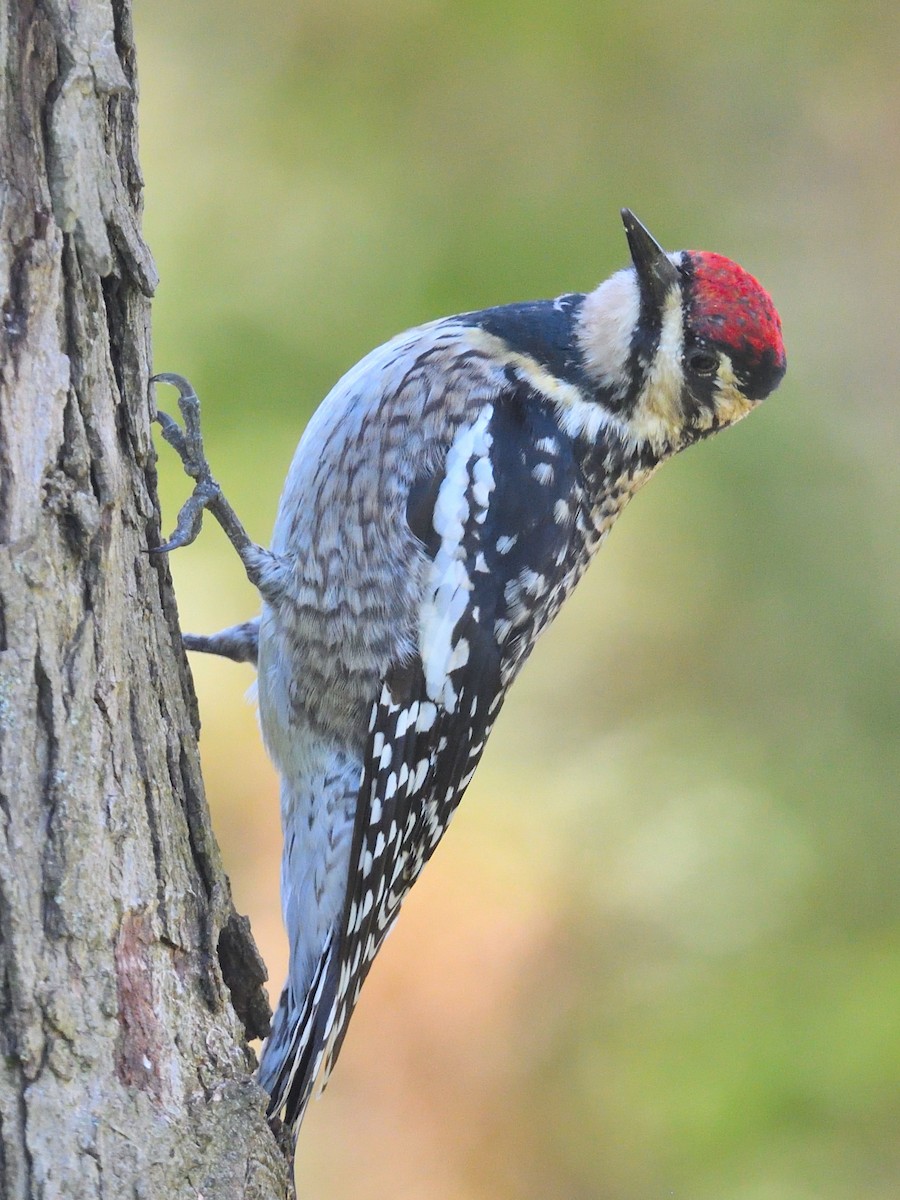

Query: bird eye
left=687, top=349, right=719, bottom=376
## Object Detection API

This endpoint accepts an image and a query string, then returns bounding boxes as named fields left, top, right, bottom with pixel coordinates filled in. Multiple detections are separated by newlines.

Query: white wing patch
left=418, top=404, right=495, bottom=711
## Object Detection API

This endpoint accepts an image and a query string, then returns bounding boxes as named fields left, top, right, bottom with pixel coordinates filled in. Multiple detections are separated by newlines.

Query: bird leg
left=150, top=373, right=288, bottom=604
left=183, top=619, right=260, bottom=665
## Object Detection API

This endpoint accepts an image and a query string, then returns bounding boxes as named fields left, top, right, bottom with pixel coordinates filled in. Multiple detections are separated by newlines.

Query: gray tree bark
left=0, top=1, right=292, bottom=1196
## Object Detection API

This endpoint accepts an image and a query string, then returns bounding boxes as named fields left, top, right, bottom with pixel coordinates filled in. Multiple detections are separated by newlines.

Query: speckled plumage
left=252, top=315, right=661, bottom=1121
left=153, top=211, right=785, bottom=1138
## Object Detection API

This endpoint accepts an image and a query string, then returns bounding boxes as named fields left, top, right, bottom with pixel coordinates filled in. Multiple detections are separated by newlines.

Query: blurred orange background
left=138, top=3, right=899, bottom=1197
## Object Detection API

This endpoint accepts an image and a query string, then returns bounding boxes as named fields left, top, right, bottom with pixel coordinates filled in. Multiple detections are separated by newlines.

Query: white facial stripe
left=624, top=284, right=686, bottom=452
left=576, top=268, right=640, bottom=401
left=557, top=267, right=649, bottom=447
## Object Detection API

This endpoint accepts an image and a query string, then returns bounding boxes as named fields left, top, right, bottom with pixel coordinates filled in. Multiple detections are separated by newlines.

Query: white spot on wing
left=412, top=758, right=430, bottom=792
left=520, top=568, right=546, bottom=598
left=416, top=702, right=437, bottom=732
left=471, top=454, right=494, bottom=508
left=448, top=637, right=469, bottom=673
left=395, top=703, right=419, bottom=738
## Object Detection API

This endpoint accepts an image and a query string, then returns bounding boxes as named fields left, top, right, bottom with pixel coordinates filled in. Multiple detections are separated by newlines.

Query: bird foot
left=151, top=373, right=223, bottom=553
left=183, top=618, right=261, bottom=665
left=150, top=374, right=288, bottom=601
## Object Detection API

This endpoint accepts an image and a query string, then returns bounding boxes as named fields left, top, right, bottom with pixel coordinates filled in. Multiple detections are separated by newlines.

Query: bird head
left=577, top=210, right=786, bottom=456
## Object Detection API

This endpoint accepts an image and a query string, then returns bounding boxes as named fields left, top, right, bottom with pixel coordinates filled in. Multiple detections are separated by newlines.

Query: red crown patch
left=687, top=251, right=785, bottom=370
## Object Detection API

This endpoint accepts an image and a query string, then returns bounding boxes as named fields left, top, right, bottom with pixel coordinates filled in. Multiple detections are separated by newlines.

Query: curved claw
left=151, top=373, right=200, bottom=435
left=151, top=373, right=206, bottom=477
left=151, top=371, right=196, bottom=394
left=153, top=408, right=188, bottom=458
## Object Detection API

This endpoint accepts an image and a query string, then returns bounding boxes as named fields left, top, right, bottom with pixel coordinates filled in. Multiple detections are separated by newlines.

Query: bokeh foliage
left=138, top=2, right=899, bottom=1196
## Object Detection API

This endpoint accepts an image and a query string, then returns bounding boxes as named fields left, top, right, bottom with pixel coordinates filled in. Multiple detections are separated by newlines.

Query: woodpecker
left=152, top=210, right=785, bottom=1138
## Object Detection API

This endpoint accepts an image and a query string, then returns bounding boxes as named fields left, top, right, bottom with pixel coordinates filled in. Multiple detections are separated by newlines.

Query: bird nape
left=152, top=208, right=786, bottom=1141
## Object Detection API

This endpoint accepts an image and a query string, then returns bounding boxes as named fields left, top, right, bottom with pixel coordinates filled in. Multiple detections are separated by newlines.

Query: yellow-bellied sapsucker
left=153, top=210, right=786, bottom=1138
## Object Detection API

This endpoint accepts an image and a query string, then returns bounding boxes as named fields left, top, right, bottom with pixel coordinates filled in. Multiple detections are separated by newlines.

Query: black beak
left=621, top=209, right=680, bottom=311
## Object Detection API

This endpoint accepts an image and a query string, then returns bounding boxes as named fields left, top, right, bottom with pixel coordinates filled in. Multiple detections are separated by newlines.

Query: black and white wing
left=321, top=383, right=584, bottom=1082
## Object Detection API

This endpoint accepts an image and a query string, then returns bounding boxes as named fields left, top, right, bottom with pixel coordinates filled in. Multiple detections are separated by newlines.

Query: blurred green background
left=137, top=2, right=899, bottom=1196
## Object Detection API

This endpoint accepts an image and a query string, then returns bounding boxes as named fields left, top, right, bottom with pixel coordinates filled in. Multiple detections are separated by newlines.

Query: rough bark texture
left=0, top=1, right=292, bottom=1196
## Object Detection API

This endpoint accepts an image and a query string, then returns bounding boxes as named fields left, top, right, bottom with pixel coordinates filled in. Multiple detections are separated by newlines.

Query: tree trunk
left=0, top=1, right=291, bottom=1196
